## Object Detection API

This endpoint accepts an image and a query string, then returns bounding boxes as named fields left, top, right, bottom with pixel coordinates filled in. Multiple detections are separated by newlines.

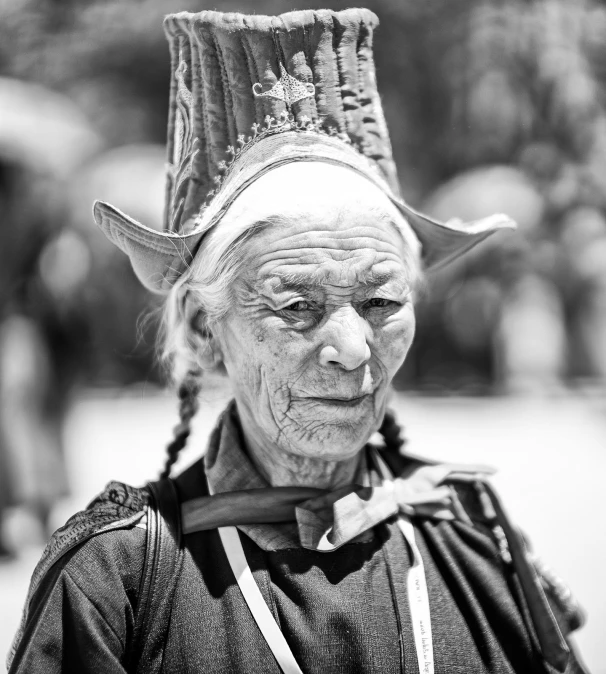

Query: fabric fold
left=183, top=446, right=495, bottom=553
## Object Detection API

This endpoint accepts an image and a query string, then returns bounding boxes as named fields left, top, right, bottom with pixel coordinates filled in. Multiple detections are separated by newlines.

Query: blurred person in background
left=412, top=166, right=569, bottom=394
left=0, top=158, right=72, bottom=554
left=0, top=78, right=99, bottom=556
left=8, top=9, right=588, bottom=673
left=557, top=207, right=606, bottom=381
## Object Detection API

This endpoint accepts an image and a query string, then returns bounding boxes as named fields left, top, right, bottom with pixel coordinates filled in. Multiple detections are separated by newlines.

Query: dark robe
left=7, top=453, right=586, bottom=673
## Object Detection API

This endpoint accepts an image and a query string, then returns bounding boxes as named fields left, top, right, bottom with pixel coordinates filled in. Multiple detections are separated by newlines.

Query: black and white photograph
left=0, top=1, right=604, bottom=672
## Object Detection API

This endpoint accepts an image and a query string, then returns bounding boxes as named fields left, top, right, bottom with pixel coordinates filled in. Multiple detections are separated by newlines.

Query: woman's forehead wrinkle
left=248, top=234, right=406, bottom=266
left=252, top=266, right=409, bottom=298
left=237, top=203, right=417, bottom=300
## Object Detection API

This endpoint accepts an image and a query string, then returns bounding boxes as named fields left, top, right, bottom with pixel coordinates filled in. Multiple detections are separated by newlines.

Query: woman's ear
left=187, top=306, right=224, bottom=369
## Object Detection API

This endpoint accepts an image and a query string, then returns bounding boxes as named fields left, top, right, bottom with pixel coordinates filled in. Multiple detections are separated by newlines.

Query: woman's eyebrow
left=260, top=270, right=406, bottom=293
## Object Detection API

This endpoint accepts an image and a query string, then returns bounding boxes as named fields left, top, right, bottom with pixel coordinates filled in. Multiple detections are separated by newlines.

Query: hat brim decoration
left=93, top=9, right=516, bottom=294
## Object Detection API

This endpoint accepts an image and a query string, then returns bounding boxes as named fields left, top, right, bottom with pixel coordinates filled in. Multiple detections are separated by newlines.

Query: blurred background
left=0, top=0, right=605, bottom=670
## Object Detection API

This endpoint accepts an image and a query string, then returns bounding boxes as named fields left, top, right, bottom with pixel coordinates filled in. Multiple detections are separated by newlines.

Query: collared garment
left=8, top=403, right=586, bottom=674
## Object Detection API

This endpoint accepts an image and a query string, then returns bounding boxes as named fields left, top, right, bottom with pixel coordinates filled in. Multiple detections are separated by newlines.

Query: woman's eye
left=367, top=298, right=394, bottom=308
left=284, top=300, right=311, bottom=312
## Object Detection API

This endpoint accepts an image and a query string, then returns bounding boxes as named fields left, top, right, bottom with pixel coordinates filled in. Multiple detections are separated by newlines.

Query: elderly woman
left=8, top=8, right=586, bottom=674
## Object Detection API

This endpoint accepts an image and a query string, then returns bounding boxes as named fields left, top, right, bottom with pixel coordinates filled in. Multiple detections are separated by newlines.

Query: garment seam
left=63, top=567, right=126, bottom=650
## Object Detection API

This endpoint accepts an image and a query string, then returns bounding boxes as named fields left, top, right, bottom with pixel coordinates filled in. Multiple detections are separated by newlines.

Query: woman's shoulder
left=8, top=481, right=150, bottom=670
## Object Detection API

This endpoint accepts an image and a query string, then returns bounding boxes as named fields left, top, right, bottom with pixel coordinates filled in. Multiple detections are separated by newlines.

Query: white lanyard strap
left=397, top=517, right=434, bottom=674
left=373, top=449, right=435, bottom=674
left=217, top=525, right=304, bottom=674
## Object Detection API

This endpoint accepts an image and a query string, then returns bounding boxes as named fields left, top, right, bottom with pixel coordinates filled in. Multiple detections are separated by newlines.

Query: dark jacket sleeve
left=8, top=526, right=146, bottom=674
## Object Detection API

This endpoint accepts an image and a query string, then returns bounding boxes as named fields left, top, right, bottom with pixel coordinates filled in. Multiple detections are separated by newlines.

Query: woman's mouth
left=304, top=394, right=371, bottom=407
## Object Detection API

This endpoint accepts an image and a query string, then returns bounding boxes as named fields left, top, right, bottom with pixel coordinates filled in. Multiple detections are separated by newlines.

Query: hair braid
left=378, top=408, right=406, bottom=454
left=160, top=369, right=202, bottom=479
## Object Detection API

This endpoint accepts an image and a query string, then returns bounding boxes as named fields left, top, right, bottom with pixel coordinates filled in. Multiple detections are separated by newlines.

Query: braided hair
left=160, top=368, right=202, bottom=479
left=378, top=407, right=406, bottom=454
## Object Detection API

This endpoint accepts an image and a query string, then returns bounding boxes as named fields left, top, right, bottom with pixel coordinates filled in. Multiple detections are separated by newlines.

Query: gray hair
left=160, top=216, right=272, bottom=383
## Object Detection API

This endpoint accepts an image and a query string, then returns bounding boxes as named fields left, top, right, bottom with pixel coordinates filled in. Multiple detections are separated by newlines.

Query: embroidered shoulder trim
left=32, top=480, right=148, bottom=597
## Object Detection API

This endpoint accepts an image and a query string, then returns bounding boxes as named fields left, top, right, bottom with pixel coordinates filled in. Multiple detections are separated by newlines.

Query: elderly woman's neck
left=240, top=419, right=363, bottom=490
left=247, top=441, right=362, bottom=490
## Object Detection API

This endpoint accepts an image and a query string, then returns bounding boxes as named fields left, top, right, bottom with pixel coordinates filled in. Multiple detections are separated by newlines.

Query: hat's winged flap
left=401, top=204, right=517, bottom=272
left=94, top=198, right=517, bottom=294
left=93, top=200, right=204, bottom=293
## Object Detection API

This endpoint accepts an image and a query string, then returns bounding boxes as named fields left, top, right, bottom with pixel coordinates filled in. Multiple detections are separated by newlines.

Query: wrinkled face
left=210, top=163, right=418, bottom=461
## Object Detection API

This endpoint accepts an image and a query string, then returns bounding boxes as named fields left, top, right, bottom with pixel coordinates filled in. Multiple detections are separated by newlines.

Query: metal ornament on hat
left=253, top=29, right=315, bottom=110
left=252, top=62, right=316, bottom=108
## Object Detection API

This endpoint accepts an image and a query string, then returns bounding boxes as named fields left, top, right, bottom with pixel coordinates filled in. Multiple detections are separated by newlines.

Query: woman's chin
left=282, top=418, right=375, bottom=461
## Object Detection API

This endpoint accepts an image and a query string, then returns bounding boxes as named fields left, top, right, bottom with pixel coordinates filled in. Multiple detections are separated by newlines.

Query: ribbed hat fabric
left=163, top=9, right=397, bottom=233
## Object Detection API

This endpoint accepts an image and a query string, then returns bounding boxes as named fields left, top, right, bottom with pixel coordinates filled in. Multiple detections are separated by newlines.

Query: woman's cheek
left=377, top=307, right=416, bottom=366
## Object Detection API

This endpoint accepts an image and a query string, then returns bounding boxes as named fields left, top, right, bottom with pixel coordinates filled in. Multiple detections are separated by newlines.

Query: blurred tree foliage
left=2, top=0, right=606, bottom=389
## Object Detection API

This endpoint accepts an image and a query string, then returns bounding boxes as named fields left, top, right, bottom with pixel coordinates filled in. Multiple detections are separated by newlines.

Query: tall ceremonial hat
left=92, top=8, right=516, bottom=293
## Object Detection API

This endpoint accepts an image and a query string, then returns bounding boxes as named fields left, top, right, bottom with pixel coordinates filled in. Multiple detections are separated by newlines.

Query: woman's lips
left=301, top=394, right=371, bottom=407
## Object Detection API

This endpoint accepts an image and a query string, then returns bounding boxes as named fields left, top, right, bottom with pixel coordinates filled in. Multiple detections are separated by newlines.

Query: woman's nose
left=318, top=306, right=371, bottom=371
